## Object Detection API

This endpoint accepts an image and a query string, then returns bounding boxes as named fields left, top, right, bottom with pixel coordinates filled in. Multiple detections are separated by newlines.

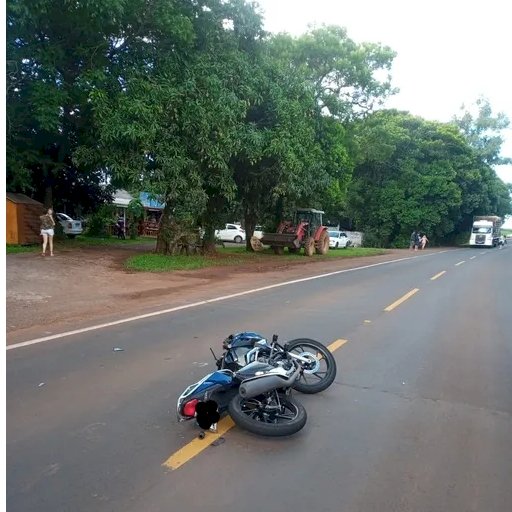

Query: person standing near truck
left=410, top=230, right=419, bottom=251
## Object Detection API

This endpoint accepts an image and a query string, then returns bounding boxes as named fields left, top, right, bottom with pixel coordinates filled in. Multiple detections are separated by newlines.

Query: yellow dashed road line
left=384, top=288, right=420, bottom=312
left=163, top=416, right=235, bottom=470
left=326, top=339, right=348, bottom=352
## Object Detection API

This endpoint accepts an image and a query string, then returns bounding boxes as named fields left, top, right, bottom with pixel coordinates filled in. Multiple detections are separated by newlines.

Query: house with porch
left=112, top=190, right=165, bottom=236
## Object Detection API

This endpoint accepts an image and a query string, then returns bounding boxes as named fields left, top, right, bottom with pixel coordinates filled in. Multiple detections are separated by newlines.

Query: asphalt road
left=7, top=247, right=512, bottom=512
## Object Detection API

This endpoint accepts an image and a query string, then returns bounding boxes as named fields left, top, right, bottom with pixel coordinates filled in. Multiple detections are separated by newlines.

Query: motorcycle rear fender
left=177, top=370, right=235, bottom=421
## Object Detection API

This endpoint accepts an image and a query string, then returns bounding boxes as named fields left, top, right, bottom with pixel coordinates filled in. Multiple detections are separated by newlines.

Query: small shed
left=6, top=193, right=45, bottom=245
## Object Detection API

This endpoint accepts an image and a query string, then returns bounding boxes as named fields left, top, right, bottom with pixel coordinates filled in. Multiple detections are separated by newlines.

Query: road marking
left=364, top=320, right=372, bottom=324
left=164, top=337, right=349, bottom=470
left=327, top=339, right=348, bottom=352
left=455, top=260, right=465, bottom=266
left=470, top=256, right=476, bottom=260
left=384, top=288, right=420, bottom=312
left=318, top=338, right=348, bottom=360
left=430, top=271, right=446, bottom=281
left=163, top=416, right=236, bottom=470
left=6, top=251, right=454, bottom=351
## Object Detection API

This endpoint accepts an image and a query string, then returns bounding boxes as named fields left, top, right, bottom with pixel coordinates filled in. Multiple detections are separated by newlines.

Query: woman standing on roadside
left=40, top=208, right=55, bottom=256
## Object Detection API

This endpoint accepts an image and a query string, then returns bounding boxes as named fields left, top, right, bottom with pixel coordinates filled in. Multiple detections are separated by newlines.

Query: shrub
left=87, top=204, right=117, bottom=237
left=126, top=199, right=145, bottom=239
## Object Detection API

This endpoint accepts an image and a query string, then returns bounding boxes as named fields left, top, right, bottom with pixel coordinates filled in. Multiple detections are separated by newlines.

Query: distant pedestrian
left=40, top=208, right=55, bottom=256
left=116, top=217, right=126, bottom=239
left=410, top=230, right=419, bottom=251
left=421, top=233, right=429, bottom=250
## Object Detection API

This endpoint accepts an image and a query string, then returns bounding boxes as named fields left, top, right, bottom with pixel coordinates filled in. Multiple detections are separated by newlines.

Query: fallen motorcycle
left=177, top=350, right=307, bottom=436
left=215, top=333, right=337, bottom=394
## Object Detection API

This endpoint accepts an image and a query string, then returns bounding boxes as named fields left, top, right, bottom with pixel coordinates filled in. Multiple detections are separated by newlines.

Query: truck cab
left=469, top=216, right=502, bottom=247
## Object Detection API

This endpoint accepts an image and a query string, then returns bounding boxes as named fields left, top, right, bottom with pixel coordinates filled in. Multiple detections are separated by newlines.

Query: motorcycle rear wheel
left=228, top=393, right=307, bottom=436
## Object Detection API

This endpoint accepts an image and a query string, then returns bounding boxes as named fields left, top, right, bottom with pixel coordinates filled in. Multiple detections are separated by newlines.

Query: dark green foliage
left=126, top=199, right=145, bottom=239
left=87, top=204, right=118, bottom=237
left=347, top=110, right=511, bottom=247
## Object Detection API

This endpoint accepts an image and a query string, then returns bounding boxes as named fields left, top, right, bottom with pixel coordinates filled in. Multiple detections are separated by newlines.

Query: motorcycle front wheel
left=286, top=338, right=337, bottom=394
left=228, top=393, right=307, bottom=437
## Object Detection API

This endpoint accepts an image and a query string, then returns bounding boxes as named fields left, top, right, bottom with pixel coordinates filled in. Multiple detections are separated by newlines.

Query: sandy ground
left=6, top=244, right=442, bottom=343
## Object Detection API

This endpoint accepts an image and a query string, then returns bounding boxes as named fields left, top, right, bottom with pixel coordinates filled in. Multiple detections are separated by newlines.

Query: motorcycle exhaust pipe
left=239, top=367, right=301, bottom=399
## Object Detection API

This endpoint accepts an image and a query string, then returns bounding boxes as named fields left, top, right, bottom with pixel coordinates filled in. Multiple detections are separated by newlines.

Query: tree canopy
left=6, top=0, right=511, bottom=250
left=347, top=110, right=511, bottom=246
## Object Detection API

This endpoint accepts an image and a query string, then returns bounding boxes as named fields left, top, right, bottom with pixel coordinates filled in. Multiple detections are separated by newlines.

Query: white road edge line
left=7, top=250, right=454, bottom=351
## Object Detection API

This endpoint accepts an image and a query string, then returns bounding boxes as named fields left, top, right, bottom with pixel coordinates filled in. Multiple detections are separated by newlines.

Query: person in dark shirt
left=410, top=230, right=419, bottom=251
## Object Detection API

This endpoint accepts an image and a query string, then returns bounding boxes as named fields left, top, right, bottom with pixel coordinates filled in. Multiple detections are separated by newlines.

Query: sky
left=255, top=0, right=512, bottom=186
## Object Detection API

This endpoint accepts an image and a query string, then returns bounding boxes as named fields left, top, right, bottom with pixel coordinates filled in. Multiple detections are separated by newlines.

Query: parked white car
left=328, top=230, right=351, bottom=249
left=56, top=213, right=83, bottom=238
left=215, top=223, right=246, bottom=243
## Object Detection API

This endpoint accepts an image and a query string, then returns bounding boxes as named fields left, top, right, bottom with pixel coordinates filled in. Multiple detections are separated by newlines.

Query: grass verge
left=6, top=245, right=39, bottom=254
left=7, top=235, right=156, bottom=254
left=125, top=246, right=387, bottom=272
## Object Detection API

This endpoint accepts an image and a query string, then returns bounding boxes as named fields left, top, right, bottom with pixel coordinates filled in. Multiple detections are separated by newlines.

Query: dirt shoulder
left=6, top=245, right=451, bottom=344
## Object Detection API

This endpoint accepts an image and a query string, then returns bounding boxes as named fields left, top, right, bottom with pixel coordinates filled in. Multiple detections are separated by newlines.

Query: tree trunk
left=244, top=210, right=257, bottom=252
left=43, top=167, right=53, bottom=208
left=274, top=196, right=284, bottom=229
left=201, top=194, right=225, bottom=254
left=202, top=225, right=217, bottom=254
left=156, top=205, right=200, bottom=256
left=155, top=205, right=175, bottom=255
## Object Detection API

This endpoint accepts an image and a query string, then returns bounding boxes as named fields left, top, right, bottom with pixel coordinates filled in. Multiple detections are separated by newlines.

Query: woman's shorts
left=41, top=229, right=54, bottom=236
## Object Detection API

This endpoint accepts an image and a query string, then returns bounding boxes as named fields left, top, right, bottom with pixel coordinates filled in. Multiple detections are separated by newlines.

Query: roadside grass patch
left=125, top=246, right=388, bottom=272
left=7, top=236, right=156, bottom=254
left=320, top=247, right=386, bottom=258
left=66, top=235, right=156, bottom=247
left=6, top=244, right=39, bottom=254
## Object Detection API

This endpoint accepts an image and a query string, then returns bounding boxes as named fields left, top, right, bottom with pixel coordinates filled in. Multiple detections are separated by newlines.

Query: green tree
left=234, top=26, right=397, bottom=249
left=126, top=199, right=145, bottom=239
left=451, top=98, right=512, bottom=231
left=348, top=110, right=511, bottom=247
left=77, top=0, right=260, bottom=254
left=271, top=26, right=397, bottom=121
left=6, top=0, right=129, bottom=207
left=453, top=97, right=512, bottom=166
left=348, top=111, right=470, bottom=246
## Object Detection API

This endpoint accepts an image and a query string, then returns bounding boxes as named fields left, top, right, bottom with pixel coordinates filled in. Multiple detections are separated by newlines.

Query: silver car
left=56, top=213, right=83, bottom=238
